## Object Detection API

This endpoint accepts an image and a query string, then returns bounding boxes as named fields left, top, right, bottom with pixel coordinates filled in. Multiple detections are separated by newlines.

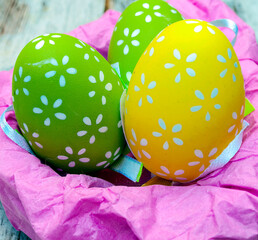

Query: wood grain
left=223, top=0, right=258, bottom=40
left=112, top=0, right=136, bottom=12
left=0, top=0, right=106, bottom=71
left=0, top=0, right=28, bottom=35
left=0, top=202, right=29, bottom=240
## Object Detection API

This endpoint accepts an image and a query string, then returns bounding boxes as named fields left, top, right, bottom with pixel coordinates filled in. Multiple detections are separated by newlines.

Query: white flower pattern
left=105, top=146, right=122, bottom=161
left=57, top=147, right=90, bottom=168
left=191, top=88, right=221, bottom=121
left=77, top=114, right=108, bottom=144
left=74, top=40, right=101, bottom=63
left=96, top=147, right=122, bottom=168
left=152, top=119, right=183, bottom=150
left=228, top=105, right=244, bottom=136
left=129, top=129, right=151, bottom=159
left=20, top=123, right=43, bottom=149
left=217, top=48, right=238, bottom=81
left=134, top=73, right=156, bottom=107
left=32, top=34, right=61, bottom=50
left=156, top=166, right=187, bottom=181
left=185, top=20, right=215, bottom=34
left=117, top=28, right=140, bottom=55
left=33, top=96, right=66, bottom=126
left=14, top=66, right=31, bottom=96
left=164, top=49, right=197, bottom=83
left=135, top=3, right=163, bottom=23
left=190, top=147, right=218, bottom=168
left=88, top=71, right=112, bottom=105
left=156, top=166, right=170, bottom=177
left=45, top=55, right=77, bottom=87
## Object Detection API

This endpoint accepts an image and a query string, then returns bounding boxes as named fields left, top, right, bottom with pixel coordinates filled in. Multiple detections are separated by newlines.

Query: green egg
left=12, top=33, right=126, bottom=174
left=108, top=0, right=184, bottom=87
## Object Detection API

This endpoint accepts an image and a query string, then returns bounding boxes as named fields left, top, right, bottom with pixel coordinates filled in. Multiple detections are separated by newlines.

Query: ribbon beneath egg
left=0, top=105, right=35, bottom=155
left=0, top=98, right=255, bottom=184
left=0, top=105, right=143, bottom=182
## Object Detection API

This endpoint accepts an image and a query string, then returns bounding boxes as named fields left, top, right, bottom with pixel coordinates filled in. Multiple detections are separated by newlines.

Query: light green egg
left=108, top=0, right=184, bottom=87
left=12, top=33, right=126, bottom=174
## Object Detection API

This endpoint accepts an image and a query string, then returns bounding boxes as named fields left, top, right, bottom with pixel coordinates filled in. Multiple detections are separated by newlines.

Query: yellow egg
left=124, top=19, right=245, bottom=182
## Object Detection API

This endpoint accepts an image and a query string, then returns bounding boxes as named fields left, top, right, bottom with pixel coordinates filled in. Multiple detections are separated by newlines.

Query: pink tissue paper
left=0, top=0, right=258, bottom=239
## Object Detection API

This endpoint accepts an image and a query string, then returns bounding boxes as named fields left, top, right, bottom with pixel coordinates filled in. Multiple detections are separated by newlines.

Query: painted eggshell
left=108, top=0, right=183, bottom=87
left=124, top=20, right=245, bottom=182
left=12, top=33, right=125, bottom=174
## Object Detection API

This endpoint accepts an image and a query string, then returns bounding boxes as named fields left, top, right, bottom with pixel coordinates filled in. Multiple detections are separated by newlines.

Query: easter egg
left=108, top=0, right=183, bottom=87
left=124, top=20, right=245, bottom=182
left=12, top=33, right=125, bottom=173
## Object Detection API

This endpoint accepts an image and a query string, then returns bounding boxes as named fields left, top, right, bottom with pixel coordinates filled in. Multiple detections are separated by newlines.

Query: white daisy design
left=13, top=66, right=31, bottom=96
left=129, top=128, right=151, bottom=159
left=152, top=119, right=183, bottom=150
left=190, top=88, right=221, bottom=121
left=228, top=105, right=244, bottom=136
left=189, top=147, right=218, bottom=169
left=105, top=147, right=122, bottom=161
left=74, top=40, right=101, bottom=63
left=156, top=166, right=170, bottom=177
left=20, top=123, right=43, bottom=149
left=164, top=49, right=197, bottom=83
left=57, top=147, right=90, bottom=168
left=32, top=34, right=61, bottom=50
left=33, top=96, right=66, bottom=126
left=77, top=114, right=108, bottom=144
left=135, top=3, right=163, bottom=23
left=185, top=20, right=216, bottom=34
left=88, top=71, right=112, bottom=105
left=134, top=73, right=156, bottom=107
left=117, top=28, right=140, bottom=55
left=100, top=147, right=122, bottom=168
left=217, top=48, right=238, bottom=81
left=45, top=55, right=77, bottom=87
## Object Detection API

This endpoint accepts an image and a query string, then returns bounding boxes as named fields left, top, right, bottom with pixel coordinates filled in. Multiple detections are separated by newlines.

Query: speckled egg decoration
left=108, top=0, right=183, bottom=87
left=12, top=33, right=125, bottom=173
left=124, top=20, right=245, bottom=182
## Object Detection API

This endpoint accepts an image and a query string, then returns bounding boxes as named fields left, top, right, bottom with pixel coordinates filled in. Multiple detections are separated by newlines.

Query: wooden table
left=0, top=0, right=257, bottom=239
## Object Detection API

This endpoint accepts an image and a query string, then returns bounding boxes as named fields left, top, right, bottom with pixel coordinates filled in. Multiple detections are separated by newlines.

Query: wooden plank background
left=0, top=0, right=258, bottom=71
left=0, top=0, right=257, bottom=239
